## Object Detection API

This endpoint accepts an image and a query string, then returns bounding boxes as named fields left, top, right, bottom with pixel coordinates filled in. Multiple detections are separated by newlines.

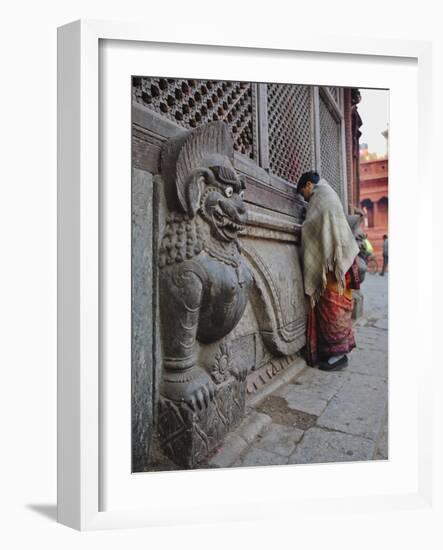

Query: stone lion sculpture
left=158, top=121, right=252, bottom=417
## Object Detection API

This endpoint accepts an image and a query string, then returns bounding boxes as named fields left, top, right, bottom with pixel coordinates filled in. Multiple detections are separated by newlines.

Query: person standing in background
left=380, top=235, right=388, bottom=275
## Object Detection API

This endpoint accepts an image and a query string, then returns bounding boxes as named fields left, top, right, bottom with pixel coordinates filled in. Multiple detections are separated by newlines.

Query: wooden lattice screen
left=132, top=77, right=345, bottom=199
left=267, top=84, right=314, bottom=185
left=319, top=94, right=342, bottom=195
left=132, top=77, right=255, bottom=160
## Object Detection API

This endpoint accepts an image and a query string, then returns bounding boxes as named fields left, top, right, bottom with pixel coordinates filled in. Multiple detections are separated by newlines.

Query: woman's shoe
left=318, top=355, right=348, bottom=371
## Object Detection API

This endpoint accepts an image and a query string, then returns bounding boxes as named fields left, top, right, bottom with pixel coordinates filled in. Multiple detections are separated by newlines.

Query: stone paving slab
left=356, top=338, right=387, bottom=353
left=356, top=327, right=386, bottom=346
left=236, top=446, right=287, bottom=467
left=355, top=342, right=386, bottom=354
left=278, top=368, right=346, bottom=402
left=356, top=331, right=387, bottom=344
left=374, top=318, right=388, bottom=330
left=255, top=394, right=318, bottom=430
left=288, top=427, right=376, bottom=464
left=254, top=423, right=304, bottom=457
left=282, top=388, right=329, bottom=416
left=356, top=324, right=385, bottom=336
left=374, top=407, right=388, bottom=460
left=237, top=412, right=272, bottom=444
left=348, top=349, right=388, bottom=378
left=316, top=372, right=387, bottom=441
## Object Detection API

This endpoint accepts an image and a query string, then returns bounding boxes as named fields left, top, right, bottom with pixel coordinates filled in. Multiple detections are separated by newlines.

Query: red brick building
left=359, top=157, right=388, bottom=269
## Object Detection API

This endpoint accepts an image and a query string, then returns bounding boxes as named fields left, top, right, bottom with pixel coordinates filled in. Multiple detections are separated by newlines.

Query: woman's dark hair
left=297, top=171, right=320, bottom=192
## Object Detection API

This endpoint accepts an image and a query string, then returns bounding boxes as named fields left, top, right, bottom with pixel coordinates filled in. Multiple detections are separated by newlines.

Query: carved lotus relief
left=210, top=344, right=231, bottom=384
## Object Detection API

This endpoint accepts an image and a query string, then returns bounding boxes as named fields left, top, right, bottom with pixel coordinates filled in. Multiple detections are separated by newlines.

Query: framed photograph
left=57, top=19, right=432, bottom=530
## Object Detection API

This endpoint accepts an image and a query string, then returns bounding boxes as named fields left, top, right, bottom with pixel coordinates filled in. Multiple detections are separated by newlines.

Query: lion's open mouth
left=213, top=207, right=245, bottom=236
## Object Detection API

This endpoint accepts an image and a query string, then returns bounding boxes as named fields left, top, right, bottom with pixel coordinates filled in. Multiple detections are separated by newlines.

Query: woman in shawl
left=297, top=171, right=360, bottom=371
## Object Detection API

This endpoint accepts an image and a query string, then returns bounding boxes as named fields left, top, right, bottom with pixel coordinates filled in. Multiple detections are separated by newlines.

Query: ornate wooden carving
left=133, top=78, right=255, bottom=160
left=267, top=84, right=314, bottom=184
left=319, top=94, right=342, bottom=194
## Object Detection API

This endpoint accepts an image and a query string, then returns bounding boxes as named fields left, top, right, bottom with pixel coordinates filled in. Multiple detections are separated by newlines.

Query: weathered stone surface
left=207, top=411, right=271, bottom=468
left=242, top=239, right=307, bottom=356
left=348, top=349, right=387, bottom=378
left=228, top=333, right=257, bottom=375
left=254, top=423, right=304, bottom=457
left=374, top=318, right=388, bottom=330
left=352, top=290, right=364, bottom=319
left=282, top=389, right=329, bottom=416
left=255, top=395, right=317, bottom=430
left=316, top=372, right=387, bottom=441
left=158, top=376, right=246, bottom=468
left=247, top=357, right=306, bottom=401
left=237, top=412, right=272, bottom=444
left=355, top=330, right=382, bottom=347
left=288, top=427, right=375, bottom=464
left=356, top=333, right=387, bottom=353
left=374, top=407, right=388, bottom=460
left=207, top=434, right=249, bottom=469
left=132, top=169, right=155, bottom=472
left=278, top=367, right=346, bottom=402
left=239, top=446, right=286, bottom=467
left=361, top=275, right=388, bottom=320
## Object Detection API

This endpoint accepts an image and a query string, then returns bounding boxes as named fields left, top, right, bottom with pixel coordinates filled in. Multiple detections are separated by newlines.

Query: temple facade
left=359, top=157, right=389, bottom=269
left=131, top=78, right=363, bottom=470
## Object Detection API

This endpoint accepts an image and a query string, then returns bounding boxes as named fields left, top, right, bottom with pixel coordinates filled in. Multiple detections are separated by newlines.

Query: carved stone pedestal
left=158, top=377, right=246, bottom=468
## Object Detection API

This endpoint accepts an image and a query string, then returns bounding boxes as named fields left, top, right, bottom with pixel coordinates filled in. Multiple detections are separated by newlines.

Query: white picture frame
left=57, top=19, right=433, bottom=531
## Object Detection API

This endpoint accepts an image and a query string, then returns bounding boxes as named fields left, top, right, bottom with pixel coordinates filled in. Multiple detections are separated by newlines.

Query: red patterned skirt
left=305, top=269, right=358, bottom=367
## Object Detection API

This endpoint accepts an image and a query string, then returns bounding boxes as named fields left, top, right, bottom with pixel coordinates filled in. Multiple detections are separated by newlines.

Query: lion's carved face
left=199, top=166, right=247, bottom=243
left=159, top=163, right=248, bottom=268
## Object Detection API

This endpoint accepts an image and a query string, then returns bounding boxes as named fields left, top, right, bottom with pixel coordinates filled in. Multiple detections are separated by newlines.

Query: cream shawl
left=301, top=179, right=359, bottom=306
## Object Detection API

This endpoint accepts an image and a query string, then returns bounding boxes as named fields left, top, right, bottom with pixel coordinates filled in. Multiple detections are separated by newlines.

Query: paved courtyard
left=207, top=272, right=388, bottom=468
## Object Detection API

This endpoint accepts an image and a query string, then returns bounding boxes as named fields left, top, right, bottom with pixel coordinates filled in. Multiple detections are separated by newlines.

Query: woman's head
left=297, top=171, right=320, bottom=201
